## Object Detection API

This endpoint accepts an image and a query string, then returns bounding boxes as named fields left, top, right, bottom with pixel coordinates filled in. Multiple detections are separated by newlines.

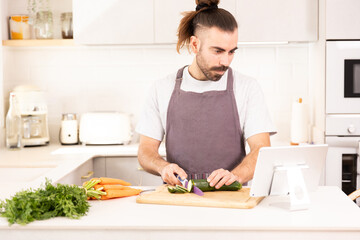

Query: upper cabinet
left=236, top=0, right=318, bottom=42
left=73, top=0, right=154, bottom=44
left=73, top=0, right=318, bottom=45
left=326, top=0, right=360, bottom=40
left=154, top=0, right=236, bottom=44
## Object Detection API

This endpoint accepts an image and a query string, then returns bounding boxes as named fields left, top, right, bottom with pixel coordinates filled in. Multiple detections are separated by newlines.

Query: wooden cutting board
left=136, top=185, right=264, bottom=209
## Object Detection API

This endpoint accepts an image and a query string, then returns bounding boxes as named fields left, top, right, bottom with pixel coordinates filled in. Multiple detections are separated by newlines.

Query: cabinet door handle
left=81, top=171, right=94, bottom=179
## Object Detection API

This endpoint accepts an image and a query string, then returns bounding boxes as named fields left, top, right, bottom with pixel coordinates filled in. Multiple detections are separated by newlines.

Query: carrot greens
left=0, top=179, right=90, bottom=225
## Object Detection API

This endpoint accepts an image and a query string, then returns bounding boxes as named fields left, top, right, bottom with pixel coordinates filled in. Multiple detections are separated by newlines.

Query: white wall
left=0, top=1, right=6, bottom=148
left=2, top=43, right=310, bottom=144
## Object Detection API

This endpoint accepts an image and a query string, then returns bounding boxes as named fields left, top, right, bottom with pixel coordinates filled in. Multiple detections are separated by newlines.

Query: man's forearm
left=231, top=144, right=267, bottom=183
left=231, top=151, right=257, bottom=183
left=138, top=146, right=169, bottom=176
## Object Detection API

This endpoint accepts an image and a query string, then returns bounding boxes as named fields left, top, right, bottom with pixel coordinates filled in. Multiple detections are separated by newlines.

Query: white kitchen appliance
left=250, top=145, right=328, bottom=210
left=13, top=85, right=50, bottom=146
left=326, top=41, right=360, bottom=114
left=60, top=113, right=78, bottom=145
left=326, top=41, right=360, bottom=206
left=79, top=112, right=132, bottom=145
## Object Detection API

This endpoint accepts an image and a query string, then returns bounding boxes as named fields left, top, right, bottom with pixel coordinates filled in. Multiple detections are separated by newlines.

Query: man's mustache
left=210, top=66, right=228, bottom=72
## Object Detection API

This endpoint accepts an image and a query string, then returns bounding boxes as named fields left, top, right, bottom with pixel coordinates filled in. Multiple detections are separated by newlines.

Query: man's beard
left=196, top=53, right=228, bottom=81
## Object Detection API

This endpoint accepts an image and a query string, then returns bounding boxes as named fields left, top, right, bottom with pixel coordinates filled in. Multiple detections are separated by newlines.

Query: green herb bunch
left=0, top=179, right=90, bottom=225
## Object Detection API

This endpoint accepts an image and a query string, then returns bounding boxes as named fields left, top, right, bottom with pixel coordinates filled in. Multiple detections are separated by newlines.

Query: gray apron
left=165, top=66, right=246, bottom=180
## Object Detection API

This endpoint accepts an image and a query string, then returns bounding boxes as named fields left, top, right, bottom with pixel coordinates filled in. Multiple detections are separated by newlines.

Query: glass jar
left=9, top=15, right=31, bottom=39
left=34, top=11, right=53, bottom=39
left=61, top=12, right=73, bottom=39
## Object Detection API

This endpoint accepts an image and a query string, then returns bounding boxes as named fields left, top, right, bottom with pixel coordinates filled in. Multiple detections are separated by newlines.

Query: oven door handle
left=326, top=136, right=360, bottom=148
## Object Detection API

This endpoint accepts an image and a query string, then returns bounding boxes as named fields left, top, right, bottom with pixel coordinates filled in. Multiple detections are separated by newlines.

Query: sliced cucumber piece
left=175, top=185, right=188, bottom=193
left=187, top=180, right=194, bottom=192
left=167, top=186, right=177, bottom=193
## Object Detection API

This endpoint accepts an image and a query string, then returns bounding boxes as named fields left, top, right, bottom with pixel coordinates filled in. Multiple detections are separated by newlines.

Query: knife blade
left=176, top=175, right=204, bottom=196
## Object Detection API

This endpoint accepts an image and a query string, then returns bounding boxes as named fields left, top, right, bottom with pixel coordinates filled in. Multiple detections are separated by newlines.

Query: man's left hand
left=207, top=168, right=238, bottom=189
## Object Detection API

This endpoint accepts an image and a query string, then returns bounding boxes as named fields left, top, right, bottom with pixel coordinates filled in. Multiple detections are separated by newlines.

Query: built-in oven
left=326, top=41, right=360, bottom=206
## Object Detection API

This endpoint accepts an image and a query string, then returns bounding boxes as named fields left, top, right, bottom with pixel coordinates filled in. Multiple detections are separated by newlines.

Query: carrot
left=100, top=188, right=142, bottom=200
left=90, top=177, right=131, bottom=186
left=94, top=184, right=133, bottom=191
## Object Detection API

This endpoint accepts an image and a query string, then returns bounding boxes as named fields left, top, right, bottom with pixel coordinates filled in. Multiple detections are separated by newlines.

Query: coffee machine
left=13, top=85, right=50, bottom=146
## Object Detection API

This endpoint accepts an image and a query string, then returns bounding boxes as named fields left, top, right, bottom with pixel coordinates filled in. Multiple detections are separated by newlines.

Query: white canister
left=60, top=113, right=78, bottom=145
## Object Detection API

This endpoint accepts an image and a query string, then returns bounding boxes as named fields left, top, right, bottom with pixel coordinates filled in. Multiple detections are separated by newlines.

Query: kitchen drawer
left=56, top=160, right=94, bottom=186
left=93, top=157, right=106, bottom=177
left=105, top=157, right=163, bottom=186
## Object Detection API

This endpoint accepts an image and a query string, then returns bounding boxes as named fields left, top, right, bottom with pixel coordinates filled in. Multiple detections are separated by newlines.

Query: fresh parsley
left=0, top=179, right=90, bottom=225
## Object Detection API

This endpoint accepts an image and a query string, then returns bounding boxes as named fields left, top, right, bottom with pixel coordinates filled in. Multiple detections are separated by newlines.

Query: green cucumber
left=175, top=185, right=188, bottom=193
left=167, top=185, right=188, bottom=193
left=167, top=186, right=177, bottom=193
left=192, top=179, right=242, bottom=192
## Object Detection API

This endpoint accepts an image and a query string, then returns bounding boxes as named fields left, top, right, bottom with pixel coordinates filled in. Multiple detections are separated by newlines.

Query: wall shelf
left=2, top=39, right=75, bottom=47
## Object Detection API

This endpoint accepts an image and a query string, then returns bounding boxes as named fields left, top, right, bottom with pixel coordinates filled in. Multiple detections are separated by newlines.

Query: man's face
left=195, top=27, right=238, bottom=81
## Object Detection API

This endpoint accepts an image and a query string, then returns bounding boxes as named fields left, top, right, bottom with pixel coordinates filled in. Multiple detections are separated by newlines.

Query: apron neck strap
left=226, top=68, right=234, bottom=91
left=175, top=66, right=187, bottom=90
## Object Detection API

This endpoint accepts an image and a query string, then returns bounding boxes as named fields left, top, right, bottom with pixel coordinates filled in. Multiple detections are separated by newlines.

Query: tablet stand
left=269, top=163, right=310, bottom=211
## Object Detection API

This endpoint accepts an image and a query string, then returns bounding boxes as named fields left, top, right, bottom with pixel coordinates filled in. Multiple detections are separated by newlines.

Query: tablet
left=250, top=144, right=328, bottom=197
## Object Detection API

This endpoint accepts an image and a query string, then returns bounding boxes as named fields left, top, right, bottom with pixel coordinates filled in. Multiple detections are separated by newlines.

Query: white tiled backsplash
left=2, top=44, right=310, bottom=144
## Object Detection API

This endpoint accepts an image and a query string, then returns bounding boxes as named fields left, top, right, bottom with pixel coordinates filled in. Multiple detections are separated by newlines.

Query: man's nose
left=219, top=54, right=231, bottom=66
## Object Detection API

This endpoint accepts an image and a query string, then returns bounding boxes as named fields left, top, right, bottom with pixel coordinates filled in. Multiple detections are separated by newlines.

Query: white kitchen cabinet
left=154, top=0, right=236, bottom=44
left=93, top=157, right=106, bottom=177
left=56, top=159, right=94, bottom=186
left=155, top=0, right=317, bottom=44
left=326, top=0, right=360, bottom=40
left=236, top=0, right=318, bottom=42
left=73, top=0, right=154, bottom=45
left=105, top=157, right=163, bottom=186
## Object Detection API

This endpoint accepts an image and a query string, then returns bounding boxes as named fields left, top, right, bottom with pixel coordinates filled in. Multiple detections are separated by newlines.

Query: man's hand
left=207, top=168, right=238, bottom=189
left=160, top=163, right=187, bottom=186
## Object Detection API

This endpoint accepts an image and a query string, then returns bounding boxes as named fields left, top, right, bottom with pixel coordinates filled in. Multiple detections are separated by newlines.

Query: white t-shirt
left=136, top=66, right=276, bottom=141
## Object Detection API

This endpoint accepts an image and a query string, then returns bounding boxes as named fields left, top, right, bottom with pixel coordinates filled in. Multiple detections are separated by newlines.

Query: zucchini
left=167, top=185, right=187, bottom=193
left=175, top=185, right=188, bottom=193
left=167, top=186, right=177, bottom=193
left=192, top=179, right=242, bottom=192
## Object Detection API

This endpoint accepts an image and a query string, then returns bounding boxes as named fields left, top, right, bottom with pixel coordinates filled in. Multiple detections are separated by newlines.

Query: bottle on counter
left=6, top=93, right=22, bottom=150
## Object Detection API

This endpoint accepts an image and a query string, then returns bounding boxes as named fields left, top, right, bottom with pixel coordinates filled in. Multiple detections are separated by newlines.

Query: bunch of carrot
left=82, top=177, right=142, bottom=200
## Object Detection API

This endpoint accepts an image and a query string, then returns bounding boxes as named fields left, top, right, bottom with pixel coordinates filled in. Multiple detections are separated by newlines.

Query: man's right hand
left=160, top=163, right=187, bottom=186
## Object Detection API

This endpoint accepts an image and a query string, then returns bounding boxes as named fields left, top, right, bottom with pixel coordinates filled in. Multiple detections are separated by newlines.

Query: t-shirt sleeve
left=243, top=80, right=277, bottom=140
left=135, top=83, right=165, bottom=141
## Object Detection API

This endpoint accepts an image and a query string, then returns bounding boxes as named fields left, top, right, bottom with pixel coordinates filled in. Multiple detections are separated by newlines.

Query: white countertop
left=0, top=143, right=165, bottom=199
left=0, top=142, right=359, bottom=239
left=1, top=186, right=360, bottom=240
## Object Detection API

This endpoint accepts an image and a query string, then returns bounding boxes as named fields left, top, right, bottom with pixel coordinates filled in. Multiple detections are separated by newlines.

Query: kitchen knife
left=176, top=175, right=204, bottom=196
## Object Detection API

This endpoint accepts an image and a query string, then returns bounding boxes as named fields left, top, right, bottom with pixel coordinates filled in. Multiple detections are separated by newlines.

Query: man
left=136, top=0, right=276, bottom=189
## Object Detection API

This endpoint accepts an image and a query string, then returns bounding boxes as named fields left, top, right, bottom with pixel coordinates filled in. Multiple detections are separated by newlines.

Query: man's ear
left=190, top=36, right=200, bottom=54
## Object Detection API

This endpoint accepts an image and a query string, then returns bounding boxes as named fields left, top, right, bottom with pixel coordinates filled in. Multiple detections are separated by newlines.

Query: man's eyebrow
left=211, top=46, right=226, bottom=51
left=211, top=46, right=238, bottom=52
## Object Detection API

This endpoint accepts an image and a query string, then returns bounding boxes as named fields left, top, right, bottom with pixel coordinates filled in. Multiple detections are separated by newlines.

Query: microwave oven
left=326, top=41, right=360, bottom=114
